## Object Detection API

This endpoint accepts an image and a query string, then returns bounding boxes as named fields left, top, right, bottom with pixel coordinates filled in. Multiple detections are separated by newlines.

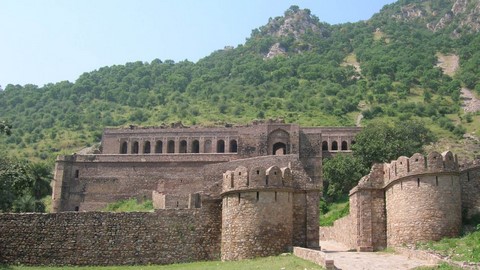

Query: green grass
left=417, top=229, right=480, bottom=264
left=414, top=262, right=463, bottom=270
left=102, top=198, right=154, bottom=212
left=319, top=197, right=349, bottom=226
left=0, top=254, right=324, bottom=270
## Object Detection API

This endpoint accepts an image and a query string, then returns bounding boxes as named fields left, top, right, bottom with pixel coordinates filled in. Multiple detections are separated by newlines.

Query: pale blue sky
left=0, top=0, right=396, bottom=87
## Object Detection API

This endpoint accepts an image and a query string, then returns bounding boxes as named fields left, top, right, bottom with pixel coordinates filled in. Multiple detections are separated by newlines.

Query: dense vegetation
left=1, top=1, right=479, bottom=166
left=0, top=156, right=52, bottom=212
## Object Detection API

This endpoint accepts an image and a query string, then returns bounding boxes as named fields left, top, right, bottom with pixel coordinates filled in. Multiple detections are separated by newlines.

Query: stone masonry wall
left=0, top=200, right=221, bottom=266
left=320, top=215, right=356, bottom=250
left=385, top=174, right=462, bottom=246
left=221, top=191, right=293, bottom=260
left=460, top=163, right=480, bottom=218
left=321, top=152, right=473, bottom=251
left=53, top=154, right=235, bottom=212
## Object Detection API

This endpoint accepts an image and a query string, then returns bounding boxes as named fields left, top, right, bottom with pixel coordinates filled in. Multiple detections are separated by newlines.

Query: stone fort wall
left=221, top=166, right=294, bottom=260
left=0, top=199, right=221, bottom=266
left=321, top=151, right=480, bottom=251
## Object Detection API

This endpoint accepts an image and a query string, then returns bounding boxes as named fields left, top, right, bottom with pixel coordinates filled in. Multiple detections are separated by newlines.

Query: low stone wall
left=320, top=215, right=356, bottom=250
left=0, top=202, right=221, bottom=266
left=293, top=247, right=335, bottom=270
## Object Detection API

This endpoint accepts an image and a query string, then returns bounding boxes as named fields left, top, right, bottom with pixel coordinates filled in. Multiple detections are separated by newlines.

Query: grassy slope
left=417, top=230, right=480, bottom=264
left=319, top=197, right=349, bottom=226
left=0, top=254, right=324, bottom=270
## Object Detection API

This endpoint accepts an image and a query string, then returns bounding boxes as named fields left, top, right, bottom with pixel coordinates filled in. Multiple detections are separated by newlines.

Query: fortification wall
left=320, top=215, right=356, bottom=250
left=384, top=152, right=462, bottom=246
left=321, top=152, right=468, bottom=250
left=385, top=174, right=462, bottom=246
left=221, top=191, right=293, bottom=260
left=221, top=165, right=294, bottom=260
left=0, top=200, right=221, bottom=266
left=460, top=162, right=480, bottom=218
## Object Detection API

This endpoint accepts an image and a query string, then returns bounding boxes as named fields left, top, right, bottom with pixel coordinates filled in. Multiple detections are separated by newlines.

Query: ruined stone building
left=2, top=121, right=480, bottom=266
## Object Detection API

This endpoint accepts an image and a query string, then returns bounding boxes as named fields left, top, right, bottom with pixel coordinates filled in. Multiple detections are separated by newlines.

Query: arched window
left=217, top=140, right=225, bottom=153
left=132, top=141, right=139, bottom=154
left=230, top=140, right=238, bottom=153
left=155, top=140, right=163, bottom=153
left=179, top=140, right=187, bottom=153
left=341, top=141, right=348, bottom=151
left=204, top=140, right=212, bottom=153
left=322, top=141, right=328, bottom=151
left=167, top=140, right=175, bottom=153
left=191, top=140, right=200, bottom=153
left=120, top=141, right=128, bottom=154
left=273, top=142, right=286, bottom=155
left=144, top=141, right=151, bottom=154
left=331, top=141, right=338, bottom=151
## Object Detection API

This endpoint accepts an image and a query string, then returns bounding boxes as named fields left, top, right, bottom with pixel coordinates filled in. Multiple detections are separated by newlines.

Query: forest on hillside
left=1, top=1, right=480, bottom=164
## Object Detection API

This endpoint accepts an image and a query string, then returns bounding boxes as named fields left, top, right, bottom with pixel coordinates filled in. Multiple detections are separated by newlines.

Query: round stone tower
left=385, top=151, right=462, bottom=246
left=221, top=165, right=294, bottom=261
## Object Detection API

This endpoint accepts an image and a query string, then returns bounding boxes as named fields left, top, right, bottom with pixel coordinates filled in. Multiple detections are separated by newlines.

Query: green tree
left=322, top=155, right=368, bottom=201
left=0, top=121, right=11, bottom=135
left=352, top=119, right=435, bottom=167
left=28, top=162, right=52, bottom=211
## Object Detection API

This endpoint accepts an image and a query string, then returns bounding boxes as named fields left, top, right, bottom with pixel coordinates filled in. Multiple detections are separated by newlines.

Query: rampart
left=0, top=199, right=221, bottom=266
left=221, top=165, right=295, bottom=260
left=321, top=151, right=480, bottom=251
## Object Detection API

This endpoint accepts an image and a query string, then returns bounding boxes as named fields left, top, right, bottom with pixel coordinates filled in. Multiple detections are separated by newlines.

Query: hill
left=1, top=1, right=480, bottom=164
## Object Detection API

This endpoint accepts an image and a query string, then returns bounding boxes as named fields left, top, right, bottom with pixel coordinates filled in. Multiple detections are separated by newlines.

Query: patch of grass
left=418, top=230, right=480, bottom=263
left=319, top=197, right=349, bottom=226
left=414, top=262, right=463, bottom=270
left=0, top=254, right=324, bottom=270
left=102, top=198, right=154, bottom=212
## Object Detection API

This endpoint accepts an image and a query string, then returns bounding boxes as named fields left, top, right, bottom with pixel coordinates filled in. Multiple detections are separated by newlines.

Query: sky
left=0, top=0, right=397, bottom=87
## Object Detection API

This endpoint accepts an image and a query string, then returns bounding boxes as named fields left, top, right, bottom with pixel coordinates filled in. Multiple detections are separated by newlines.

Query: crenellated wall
left=321, top=151, right=479, bottom=251
left=220, top=165, right=295, bottom=261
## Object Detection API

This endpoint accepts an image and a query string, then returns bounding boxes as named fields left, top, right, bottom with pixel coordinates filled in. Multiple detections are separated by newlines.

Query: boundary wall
left=321, top=151, right=480, bottom=251
left=0, top=200, right=221, bottom=266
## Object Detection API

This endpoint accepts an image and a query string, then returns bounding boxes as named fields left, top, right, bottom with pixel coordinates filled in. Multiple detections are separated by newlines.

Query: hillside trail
left=320, top=241, right=436, bottom=270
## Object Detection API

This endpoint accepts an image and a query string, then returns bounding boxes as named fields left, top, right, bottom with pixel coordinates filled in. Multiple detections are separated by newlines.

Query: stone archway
left=273, top=142, right=287, bottom=155
left=267, top=129, right=290, bottom=155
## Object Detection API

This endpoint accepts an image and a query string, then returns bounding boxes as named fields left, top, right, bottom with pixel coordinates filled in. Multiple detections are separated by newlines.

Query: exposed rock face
left=257, top=7, right=328, bottom=58
left=388, top=0, right=480, bottom=36
left=265, top=43, right=287, bottom=59
left=432, top=0, right=480, bottom=34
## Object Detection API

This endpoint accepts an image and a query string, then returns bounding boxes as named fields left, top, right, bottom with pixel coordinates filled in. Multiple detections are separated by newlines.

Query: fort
left=1, top=121, right=480, bottom=267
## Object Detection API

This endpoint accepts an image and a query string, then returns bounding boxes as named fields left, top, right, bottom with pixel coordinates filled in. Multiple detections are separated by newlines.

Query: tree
left=352, top=119, right=435, bottom=167
left=0, top=121, right=11, bottom=135
left=0, top=157, right=52, bottom=212
left=28, top=162, right=52, bottom=211
left=322, top=155, right=368, bottom=201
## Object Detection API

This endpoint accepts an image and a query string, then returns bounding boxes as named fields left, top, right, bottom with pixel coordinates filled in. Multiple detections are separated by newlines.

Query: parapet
left=354, top=151, right=461, bottom=192
left=383, top=151, right=459, bottom=187
left=222, top=165, right=293, bottom=194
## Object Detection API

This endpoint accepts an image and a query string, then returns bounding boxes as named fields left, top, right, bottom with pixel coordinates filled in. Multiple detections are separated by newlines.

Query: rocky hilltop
left=381, top=0, right=480, bottom=36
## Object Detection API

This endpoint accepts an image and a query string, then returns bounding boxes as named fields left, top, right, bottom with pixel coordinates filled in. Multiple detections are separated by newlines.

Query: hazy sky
left=0, top=0, right=396, bottom=87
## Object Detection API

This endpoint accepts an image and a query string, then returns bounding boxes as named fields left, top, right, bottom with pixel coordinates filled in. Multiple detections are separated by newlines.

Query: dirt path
left=321, top=241, right=436, bottom=270
left=461, top=88, right=480, bottom=113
